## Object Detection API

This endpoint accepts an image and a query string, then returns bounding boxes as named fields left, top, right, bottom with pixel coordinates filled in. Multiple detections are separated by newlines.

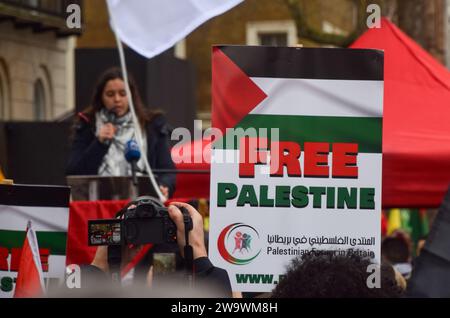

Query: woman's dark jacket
left=66, top=113, right=176, bottom=197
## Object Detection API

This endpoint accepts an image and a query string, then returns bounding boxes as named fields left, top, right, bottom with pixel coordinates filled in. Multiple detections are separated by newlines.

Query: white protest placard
left=208, top=46, right=384, bottom=292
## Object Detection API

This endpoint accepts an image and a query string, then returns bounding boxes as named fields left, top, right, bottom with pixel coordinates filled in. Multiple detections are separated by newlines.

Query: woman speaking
left=66, top=67, right=176, bottom=198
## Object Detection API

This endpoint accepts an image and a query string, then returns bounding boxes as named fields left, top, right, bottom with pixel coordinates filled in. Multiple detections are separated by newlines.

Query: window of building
left=33, top=65, right=53, bottom=121
left=246, top=20, right=297, bottom=47
left=258, top=33, right=288, bottom=46
left=33, top=79, right=46, bottom=121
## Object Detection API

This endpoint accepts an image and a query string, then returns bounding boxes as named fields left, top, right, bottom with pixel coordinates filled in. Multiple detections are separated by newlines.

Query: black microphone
left=104, top=111, right=116, bottom=146
left=124, top=140, right=141, bottom=186
left=106, top=110, right=117, bottom=124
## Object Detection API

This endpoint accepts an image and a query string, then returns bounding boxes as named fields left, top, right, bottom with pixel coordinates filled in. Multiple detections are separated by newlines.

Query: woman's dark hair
left=79, top=67, right=158, bottom=127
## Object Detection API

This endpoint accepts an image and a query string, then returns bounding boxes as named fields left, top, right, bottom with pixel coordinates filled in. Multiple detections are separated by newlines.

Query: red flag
left=13, top=221, right=45, bottom=298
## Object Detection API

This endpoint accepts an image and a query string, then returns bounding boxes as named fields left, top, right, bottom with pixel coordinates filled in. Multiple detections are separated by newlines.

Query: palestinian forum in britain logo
left=217, top=223, right=261, bottom=265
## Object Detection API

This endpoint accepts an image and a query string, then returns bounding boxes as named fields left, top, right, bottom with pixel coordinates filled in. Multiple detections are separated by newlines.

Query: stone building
left=0, top=0, right=81, bottom=121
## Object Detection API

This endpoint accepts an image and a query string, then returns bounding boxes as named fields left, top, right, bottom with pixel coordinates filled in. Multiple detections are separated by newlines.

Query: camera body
left=88, top=196, right=191, bottom=246
left=122, top=197, right=177, bottom=245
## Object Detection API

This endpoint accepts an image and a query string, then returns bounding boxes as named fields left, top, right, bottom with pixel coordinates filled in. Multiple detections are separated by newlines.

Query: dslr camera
left=88, top=196, right=192, bottom=246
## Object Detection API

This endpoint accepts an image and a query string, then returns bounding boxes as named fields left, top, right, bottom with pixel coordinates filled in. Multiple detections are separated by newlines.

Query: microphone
left=124, top=140, right=141, bottom=186
left=106, top=110, right=117, bottom=124
left=103, top=111, right=117, bottom=146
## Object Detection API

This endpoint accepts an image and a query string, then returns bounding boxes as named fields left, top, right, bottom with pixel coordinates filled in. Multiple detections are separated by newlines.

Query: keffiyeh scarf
left=96, top=108, right=147, bottom=176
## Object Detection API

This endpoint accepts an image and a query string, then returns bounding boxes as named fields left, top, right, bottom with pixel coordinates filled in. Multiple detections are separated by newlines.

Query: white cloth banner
left=106, top=0, right=243, bottom=58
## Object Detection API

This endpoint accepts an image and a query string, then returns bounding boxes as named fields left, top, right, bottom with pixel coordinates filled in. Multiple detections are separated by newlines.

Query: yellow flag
left=387, top=208, right=402, bottom=235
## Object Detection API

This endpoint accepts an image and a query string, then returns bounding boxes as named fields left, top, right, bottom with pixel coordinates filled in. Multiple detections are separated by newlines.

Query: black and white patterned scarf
left=96, top=108, right=147, bottom=176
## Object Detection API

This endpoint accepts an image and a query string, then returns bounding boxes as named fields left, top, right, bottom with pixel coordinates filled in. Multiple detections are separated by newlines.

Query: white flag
left=106, top=0, right=243, bottom=58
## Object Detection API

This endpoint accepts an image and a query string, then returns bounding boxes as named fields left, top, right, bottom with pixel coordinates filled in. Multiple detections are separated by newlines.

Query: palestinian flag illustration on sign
left=209, top=46, right=384, bottom=292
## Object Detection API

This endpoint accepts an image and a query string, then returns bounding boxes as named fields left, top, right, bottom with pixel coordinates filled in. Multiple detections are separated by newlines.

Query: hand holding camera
left=88, top=197, right=212, bottom=265
left=168, top=202, right=207, bottom=260
left=87, top=197, right=230, bottom=296
left=88, top=196, right=193, bottom=246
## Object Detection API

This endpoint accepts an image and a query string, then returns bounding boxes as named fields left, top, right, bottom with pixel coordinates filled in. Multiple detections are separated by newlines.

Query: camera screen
left=88, top=219, right=121, bottom=246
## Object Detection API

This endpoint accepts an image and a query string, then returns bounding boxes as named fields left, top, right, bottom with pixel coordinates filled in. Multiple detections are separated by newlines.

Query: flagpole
left=105, top=0, right=247, bottom=202
left=112, top=26, right=166, bottom=203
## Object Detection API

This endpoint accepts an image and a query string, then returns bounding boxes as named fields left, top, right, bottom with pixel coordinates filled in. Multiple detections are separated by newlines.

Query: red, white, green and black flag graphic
left=0, top=184, right=70, bottom=297
left=209, top=46, right=384, bottom=292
